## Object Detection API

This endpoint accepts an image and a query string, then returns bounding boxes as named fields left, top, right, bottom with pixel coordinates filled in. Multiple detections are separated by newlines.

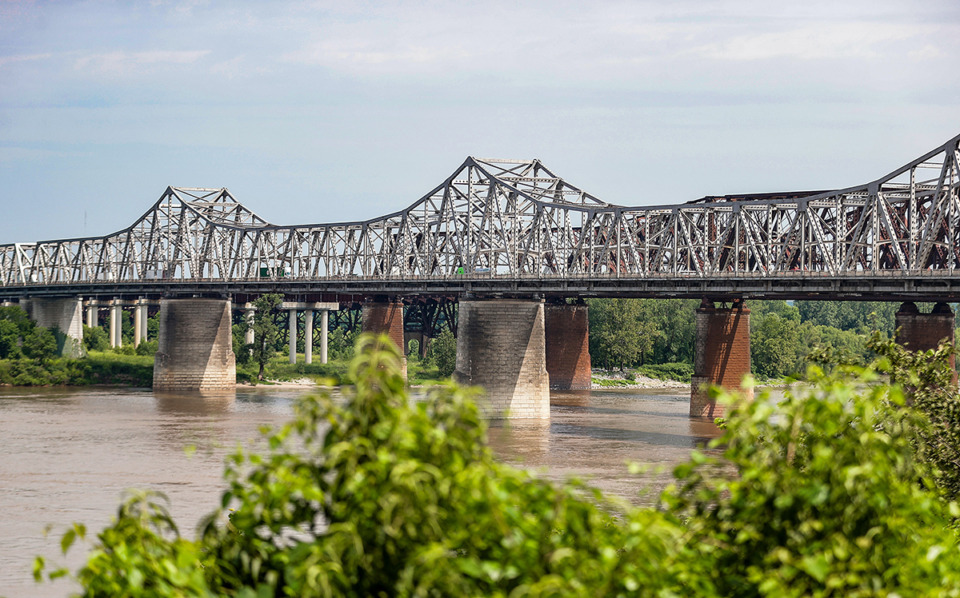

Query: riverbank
left=0, top=353, right=699, bottom=390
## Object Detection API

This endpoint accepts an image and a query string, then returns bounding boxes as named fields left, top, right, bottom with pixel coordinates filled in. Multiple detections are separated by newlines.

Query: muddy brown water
left=0, top=385, right=721, bottom=597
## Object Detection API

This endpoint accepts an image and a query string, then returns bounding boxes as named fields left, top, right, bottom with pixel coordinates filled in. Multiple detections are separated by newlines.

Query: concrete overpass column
left=454, top=298, right=550, bottom=419
left=690, top=299, right=753, bottom=419
left=304, top=309, right=314, bottom=365
left=362, top=297, right=407, bottom=378
left=85, top=300, right=98, bottom=328
left=134, top=299, right=143, bottom=347
left=139, top=301, right=149, bottom=342
left=243, top=303, right=256, bottom=346
left=153, top=298, right=236, bottom=391
left=109, top=300, right=120, bottom=348
left=320, top=309, right=329, bottom=364
left=896, top=302, right=957, bottom=374
left=28, top=297, right=85, bottom=357
left=288, top=307, right=298, bottom=364
left=545, top=301, right=592, bottom=390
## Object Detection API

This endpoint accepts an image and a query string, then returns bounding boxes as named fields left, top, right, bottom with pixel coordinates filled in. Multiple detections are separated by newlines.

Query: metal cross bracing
left=2, top=133, right=960, bottom=301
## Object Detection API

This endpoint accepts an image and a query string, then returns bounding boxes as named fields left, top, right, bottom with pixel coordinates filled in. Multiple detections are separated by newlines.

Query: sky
left=1, top=0, right=958, bottom=243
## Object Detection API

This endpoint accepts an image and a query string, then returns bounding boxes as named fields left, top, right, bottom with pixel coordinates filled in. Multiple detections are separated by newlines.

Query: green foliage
left=870, top=333, right=960, bottom=502
left=750, top=306, right=869, bottom=380
left=135, top=340, right=159, bottom=356
left=247, top=294, right=282, bottom=380
left=40, top=491, right=214, bottom=596
left=636, top=361, right=694, bottom=382
left=326, top=327, right=359, bottom=361
left=22, top=326, right=57, bottom=362
left=407, top=338, right=420, bottom=359
left=425, top=328, right=457, bottom=378
left=236, top=354, right=351, bottom=385
left=82, top=325, right=110, bottom=352
left=230, top=323, right=251, bottom=366
left=795, top=300, right=901, bottom=334
left=589, top=298, right=659, bottom=370
left=665, top=365, right=960, bottom=596
left=36, top=336, right=960, bottom=596
left=0, top=318, right=22, bottom=358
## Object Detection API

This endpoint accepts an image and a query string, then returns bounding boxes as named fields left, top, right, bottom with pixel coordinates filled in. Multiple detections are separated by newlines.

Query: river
left=0, top=384, right=721, bottom=597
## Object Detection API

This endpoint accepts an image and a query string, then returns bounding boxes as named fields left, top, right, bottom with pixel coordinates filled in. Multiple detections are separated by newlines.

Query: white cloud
left=73, top=50, right=210, bottom=76
left=691, top=23, right=925, bottom=61
left=0, top=53, right=53, bottom=69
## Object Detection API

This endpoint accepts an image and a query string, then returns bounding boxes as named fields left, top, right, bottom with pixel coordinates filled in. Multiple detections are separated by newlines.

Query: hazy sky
left=1, top=0, right=958, bottom=242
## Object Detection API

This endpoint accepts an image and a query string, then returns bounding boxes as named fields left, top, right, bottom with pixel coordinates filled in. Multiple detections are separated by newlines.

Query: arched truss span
left=2, top=136, right=960, bottom=289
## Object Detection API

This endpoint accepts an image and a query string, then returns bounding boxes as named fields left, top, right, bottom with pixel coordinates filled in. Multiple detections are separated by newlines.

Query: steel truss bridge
left=3, top=133, right=960, bottom=302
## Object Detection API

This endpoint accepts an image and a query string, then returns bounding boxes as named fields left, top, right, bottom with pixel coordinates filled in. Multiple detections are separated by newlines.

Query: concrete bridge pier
left=454, top=298, right=550, bottom=419
left=109, top=299, right=123, bottom=348
left=545, top=300, right=592, bottom=390
left=895, top=302, right=957, bottom=374
left=25, top=297, right=85, bottom=357
left=690, top=298, right=753, bottom=419
left=362, top=297, right=407, bottom=377
left=281, top=302, right=340, bottom=365
left=134, top=299, right=143, bottom=347
left=243, top=303, right=256, bottom=347
left=153, top=297, right=236, bottom=391
left=85, top=299, right=99, bottom=328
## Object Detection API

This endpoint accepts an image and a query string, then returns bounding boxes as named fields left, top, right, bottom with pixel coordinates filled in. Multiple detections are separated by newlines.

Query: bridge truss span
left=2, top=133, right=960, bottom=299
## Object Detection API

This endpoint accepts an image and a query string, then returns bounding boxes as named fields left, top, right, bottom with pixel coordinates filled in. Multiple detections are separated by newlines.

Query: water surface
left=0, top=384, right=717, bottom=597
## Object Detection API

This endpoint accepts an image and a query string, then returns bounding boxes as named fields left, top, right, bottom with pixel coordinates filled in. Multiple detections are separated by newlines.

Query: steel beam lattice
left=2, top=134, right=959, bottom=293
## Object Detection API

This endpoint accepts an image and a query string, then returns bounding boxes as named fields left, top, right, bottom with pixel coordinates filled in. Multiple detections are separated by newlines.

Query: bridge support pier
left=454, top=298, right=550, bottom=419
left=362, top=298, right=407, bottom=378
left=243, top=303, right=256, bottom=347
left=690, top=299, right=752, bottom=419
left=134, top=300, right=143, bottom=347
left=139, top=300, right=149, bottom=343
left=896, top=302, right=956, bottom=374
left=288, top=307, right=297, bottom=364
left=85, top=300, right=98, bottom=328
left=27, top=297, right=85, bottom=357
left=153, top=298, right=236, bottom=391
left=545, top=301, right=592, bottom=390
left=109, top=300, right=123, bottom=348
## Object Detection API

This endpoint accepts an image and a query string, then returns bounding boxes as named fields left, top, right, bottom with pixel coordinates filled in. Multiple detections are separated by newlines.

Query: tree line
left=588, top=298, right=932, bottom=380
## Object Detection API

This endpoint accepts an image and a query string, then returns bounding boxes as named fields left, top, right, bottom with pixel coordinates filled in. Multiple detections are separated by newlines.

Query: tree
left=426, top=329, right=457, bottom=377
left=246, top=294, right=282, bottom=380
left=83, top=325, right=110, bottom=352
left=0, top=319, right=21, bottom=358
left=22, top=326, right=57, bottom=362
left=588, top=298, right=658, bottom=370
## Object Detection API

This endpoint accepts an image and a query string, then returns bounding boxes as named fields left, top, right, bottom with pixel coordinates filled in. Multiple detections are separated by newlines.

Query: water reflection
left=486, top=388, right=723, bottom=505
left=487, top=420, right=551, bottom=461
left=154, top=391, right=236, bottom=416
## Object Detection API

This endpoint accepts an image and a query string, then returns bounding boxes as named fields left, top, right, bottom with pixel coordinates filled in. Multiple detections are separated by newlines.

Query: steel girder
left=2, top=135, right=959, bottom=291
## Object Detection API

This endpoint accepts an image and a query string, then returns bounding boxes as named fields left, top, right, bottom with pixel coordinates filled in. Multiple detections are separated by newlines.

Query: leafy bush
left=36, top=336, right=960, bottom=596
left=637, top=361, right=694, bottom=382
left=135, top=340, right=159, bottom=356
left=665, top=366, right=960, bottom=596
left=869, top=332, right=960, bottom=502
left=83, top=325, right=110, bottom=352
left=425, top=329, right=456, bottom=378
